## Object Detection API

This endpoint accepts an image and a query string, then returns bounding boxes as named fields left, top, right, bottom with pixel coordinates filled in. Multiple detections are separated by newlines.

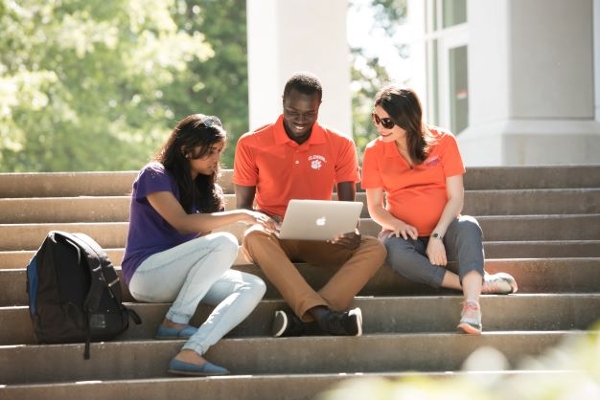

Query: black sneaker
left=318, top=307, right=363, bottom=336
left=272, top=309, right=306, bottom=337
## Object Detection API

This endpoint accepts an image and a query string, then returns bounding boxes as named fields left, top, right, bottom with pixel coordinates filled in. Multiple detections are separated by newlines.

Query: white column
left=459, top=0, right=600, bottom=166
left=595, top=0, right=600, bottom=122
left=246, top=0, right=352, bottom=136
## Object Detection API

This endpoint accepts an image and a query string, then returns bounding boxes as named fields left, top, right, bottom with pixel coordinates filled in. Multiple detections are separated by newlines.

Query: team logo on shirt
left=424, top=155, right=440, bottom=167
left=308, top=154, right=327, bottom=170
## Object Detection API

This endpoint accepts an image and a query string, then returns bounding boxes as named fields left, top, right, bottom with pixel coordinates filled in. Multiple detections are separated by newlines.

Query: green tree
left=348, top=0, right=407, bottom=162
left=0, top=0, right=214, bottom=171
left=166, top=0, right=248, bottom=169
left=1, top=0, right=406, bottom=172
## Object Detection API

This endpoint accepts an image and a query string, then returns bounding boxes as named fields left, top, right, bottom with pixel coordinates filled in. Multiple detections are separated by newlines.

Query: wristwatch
left=431, top=232, right=443, bottom=240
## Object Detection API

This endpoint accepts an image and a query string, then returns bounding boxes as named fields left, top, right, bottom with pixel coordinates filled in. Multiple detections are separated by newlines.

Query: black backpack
left=26, top=230, right=141, bottom=359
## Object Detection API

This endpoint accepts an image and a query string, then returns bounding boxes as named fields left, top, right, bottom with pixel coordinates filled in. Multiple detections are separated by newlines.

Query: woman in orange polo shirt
left=361, top=86, right=517, bottom=334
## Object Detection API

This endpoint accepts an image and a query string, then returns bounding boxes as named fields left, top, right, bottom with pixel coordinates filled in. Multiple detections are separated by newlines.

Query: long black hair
left=154, top=114, right=225, bottom=213
left=374, top=86, right=436, bottom=164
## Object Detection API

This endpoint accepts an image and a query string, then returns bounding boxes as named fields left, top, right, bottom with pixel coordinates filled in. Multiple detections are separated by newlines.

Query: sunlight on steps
left=0, top=165, right=599, bottom=400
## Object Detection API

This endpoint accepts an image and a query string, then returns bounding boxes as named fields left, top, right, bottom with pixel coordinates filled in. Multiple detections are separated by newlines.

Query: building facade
left=247, top=0, right=600, bottom=166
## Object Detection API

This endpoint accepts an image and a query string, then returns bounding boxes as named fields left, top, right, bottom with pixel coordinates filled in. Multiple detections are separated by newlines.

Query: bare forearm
left=175, top=210, right=252, bottom=235
left=432, top=197, right=463, bottom=236
left=369, top=204, right=400, bottom=231
left=433, top=174, right=465, bottom=236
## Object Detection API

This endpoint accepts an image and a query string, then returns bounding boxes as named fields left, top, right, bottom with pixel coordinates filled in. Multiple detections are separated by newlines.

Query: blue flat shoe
left=155, top=324, right=198, bottom=340
left=167, top=358, right=230, bottom=377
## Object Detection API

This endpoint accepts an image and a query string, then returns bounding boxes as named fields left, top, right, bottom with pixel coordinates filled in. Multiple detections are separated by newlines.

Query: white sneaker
left=482, top=272, right=518, bottom=294
left=457, top=301, right=482, bottom=335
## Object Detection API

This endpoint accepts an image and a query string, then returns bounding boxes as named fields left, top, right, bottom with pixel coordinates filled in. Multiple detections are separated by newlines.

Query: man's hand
left=329, top=228, right=361, bottom=250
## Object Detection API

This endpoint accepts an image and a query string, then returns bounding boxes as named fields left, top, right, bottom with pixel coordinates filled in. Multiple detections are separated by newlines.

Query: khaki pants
left=242, top=225, right=386, bottom=321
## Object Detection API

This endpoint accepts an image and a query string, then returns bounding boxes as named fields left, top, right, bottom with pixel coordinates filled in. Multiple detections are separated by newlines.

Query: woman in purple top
left=122, top=114, right=274, bottom=377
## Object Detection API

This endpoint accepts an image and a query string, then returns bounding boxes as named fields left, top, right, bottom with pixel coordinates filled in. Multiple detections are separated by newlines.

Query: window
left=449, top=45, right=468, bottom=134
left=424, top=0, right=469, bottom=134
left=443, top=0, right=467, bottom=28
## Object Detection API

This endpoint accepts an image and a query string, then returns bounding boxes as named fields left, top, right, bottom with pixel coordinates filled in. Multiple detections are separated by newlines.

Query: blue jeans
left=128, top=232, right=266, bottom=355
left=382, top=216, right=485, bottom=288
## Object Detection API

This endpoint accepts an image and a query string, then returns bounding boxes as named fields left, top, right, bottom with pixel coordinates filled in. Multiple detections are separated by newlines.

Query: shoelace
left=483, top=277, right=509, bottom=293
left=462, top=301, right=480, bottom=317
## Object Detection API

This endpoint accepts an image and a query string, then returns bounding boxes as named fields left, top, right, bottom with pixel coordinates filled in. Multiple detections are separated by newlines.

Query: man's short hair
left=283, top=72, right=323, bottom=102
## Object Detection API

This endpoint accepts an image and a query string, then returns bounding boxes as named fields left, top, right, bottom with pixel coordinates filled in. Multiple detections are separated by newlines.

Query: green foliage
left=1, top=0, right=404, bottom=172
left=350, top=50, right=393, bottom=162
left=167, top=0, right=248, bottom=169
left=371, top=0, right=408, bottom=36
left=348, top=0, right=406, bottom=164
left=0, top=0, right=247, bottom=171
left=318, top=327, right=600, bottom=400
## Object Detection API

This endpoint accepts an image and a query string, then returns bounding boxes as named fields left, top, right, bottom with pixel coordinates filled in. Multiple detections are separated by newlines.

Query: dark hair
left=154, top=114, right=225, bottom=214
left=283, top=72, right=323, bottom=102
left=374, top=86, right=435, bottom=164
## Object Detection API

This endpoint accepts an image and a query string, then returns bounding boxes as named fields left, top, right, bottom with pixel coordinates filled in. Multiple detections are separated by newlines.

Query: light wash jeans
left=128, top=232, right=266, bottom=355
left=382, top=215, right=485, bottom=288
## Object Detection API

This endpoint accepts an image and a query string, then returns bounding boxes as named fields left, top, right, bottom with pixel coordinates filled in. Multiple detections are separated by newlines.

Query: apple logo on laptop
left=316, top=216, right=327, bottom=226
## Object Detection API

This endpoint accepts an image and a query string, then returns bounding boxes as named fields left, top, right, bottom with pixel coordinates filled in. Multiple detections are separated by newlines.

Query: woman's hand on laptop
left=329, top=228, right=361, bottom=250
left=242, top=210, right=278, bottom=232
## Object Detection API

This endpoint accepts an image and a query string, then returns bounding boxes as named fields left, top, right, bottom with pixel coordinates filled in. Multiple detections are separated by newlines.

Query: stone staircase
left=1, top=165, right=599, bottom=399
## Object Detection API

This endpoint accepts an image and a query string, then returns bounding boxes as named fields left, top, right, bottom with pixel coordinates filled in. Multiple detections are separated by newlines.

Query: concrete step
left=482, top=240, right=600, bottom=258
left=0, top=247, right=247, bottom=270
left=2, top=258, right=599, bottom=307
left=0, top=373, right=385, bottom=400
left=0, top=171, right=138, bottom=198
left=1, top=214, right=598, bottom=252
left=0, top=369, right=589, bottom=400
left=2, top=166, right=599, bottom=198
left=0, top=330, right=587, bottom=385
left=1, top=164, right=598, bottom=399
left=4, top=240, right=600, bottom=270
left=0, top=170, right=234, bottom=198
left=2, top=293, right=599, bottom=346
left=477, top=214, right=600, bottom=241
left=464, top=188, right=600, bottom=215
left=2, top=188, right=598, bottom=223
left=0, top=373, right=390, bottom=400
left=462, top=165, right=600, bottom=190
left=0, top=196, right=132, bottom=224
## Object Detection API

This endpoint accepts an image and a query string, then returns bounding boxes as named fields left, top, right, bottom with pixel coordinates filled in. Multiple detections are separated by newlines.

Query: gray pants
left=382, top=215, right=485, bottom=288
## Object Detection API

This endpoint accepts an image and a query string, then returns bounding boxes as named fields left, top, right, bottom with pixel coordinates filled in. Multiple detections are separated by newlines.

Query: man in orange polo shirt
left=233, top=72, right=386, bottom=337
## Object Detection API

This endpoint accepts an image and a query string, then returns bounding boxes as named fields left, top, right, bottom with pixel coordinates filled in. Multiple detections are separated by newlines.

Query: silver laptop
left=277, top=199, right=363, bottom=241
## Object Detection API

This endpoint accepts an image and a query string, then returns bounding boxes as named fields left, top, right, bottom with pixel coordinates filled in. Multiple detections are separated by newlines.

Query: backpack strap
left=70, top=233, right=142, bottom=325
left=74, top=233, right=142, bottom=325
left=69, top=233, right=142, bottom=322
left=51, top=231, right=101, bottom=359
left=51, top=231, right=142, bottom=360
left=51, top=231, right=139, bottom=358
left=69, top=233, right=119, bottom=308
left=52, top=232, right=107, bottom=310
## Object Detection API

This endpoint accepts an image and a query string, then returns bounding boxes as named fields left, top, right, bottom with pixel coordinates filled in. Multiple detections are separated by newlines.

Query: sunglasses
left=371, top=111, right=395, bottom=129
left=201, top=115, right=222, bottom=128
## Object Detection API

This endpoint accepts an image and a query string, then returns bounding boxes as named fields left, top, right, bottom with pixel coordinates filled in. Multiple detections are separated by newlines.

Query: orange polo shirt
left=233, top=115, right=359, bottom=218
left=361, top=127, right=465, bottom=236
